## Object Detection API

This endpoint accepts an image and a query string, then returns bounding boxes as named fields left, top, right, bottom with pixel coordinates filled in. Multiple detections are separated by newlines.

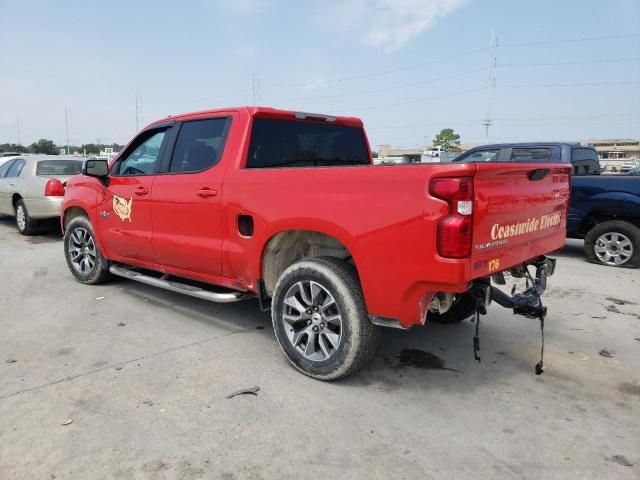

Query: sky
left=0, top=0, right=639, bottom=150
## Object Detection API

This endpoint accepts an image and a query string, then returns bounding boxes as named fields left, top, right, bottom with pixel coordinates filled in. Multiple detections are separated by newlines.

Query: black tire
left=427, top=293, right=476, bottom=323
left=64, top=216, right=112, bottom=284
left=271, top=257, right=380, bottom=381
left=15, top=200, right=38, bottom=235
left=584, top=220, right=640, bottom=268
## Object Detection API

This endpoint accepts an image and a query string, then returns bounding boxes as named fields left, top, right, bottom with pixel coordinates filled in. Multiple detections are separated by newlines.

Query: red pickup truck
left=62, top=107, right=570, bottom=380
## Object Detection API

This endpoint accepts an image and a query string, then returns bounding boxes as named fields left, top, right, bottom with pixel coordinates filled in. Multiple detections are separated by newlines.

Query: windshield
left=36, top=160, right=83, bottom=176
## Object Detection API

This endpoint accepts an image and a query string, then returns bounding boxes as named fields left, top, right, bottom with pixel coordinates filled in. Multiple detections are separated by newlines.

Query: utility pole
left=482, top=29, right=497, bottom=138
left=252, top=74, right=260, bottom=105
left=64, top=106, right=71, bottom=154
left=16, top=116, right=21, bottom=146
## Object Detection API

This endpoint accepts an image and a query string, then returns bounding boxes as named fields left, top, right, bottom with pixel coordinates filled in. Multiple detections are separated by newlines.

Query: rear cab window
left=36, top=160, right=83, bottom=176
left=571, top=147, right=600, bottom=175
left=454, top=149, right=500, bottom=163
left=246, top=118, right=370, bottom=168
left=510, top=148, right=553, bottom=162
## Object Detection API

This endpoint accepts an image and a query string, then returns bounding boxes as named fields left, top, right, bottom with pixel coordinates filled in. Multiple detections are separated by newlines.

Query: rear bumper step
left=109, top=264, right=254, bottom=303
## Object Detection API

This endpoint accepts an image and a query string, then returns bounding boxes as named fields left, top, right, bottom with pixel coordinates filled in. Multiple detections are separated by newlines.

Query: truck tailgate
left=471, top=163, right=571, bottom=277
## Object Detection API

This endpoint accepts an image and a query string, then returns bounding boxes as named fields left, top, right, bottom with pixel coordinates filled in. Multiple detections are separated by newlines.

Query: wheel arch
left=11, top=193, right=22, bottom=209
left=260, top=228, right=361, bottom=296
left=62, top=206, right=90, bottom=232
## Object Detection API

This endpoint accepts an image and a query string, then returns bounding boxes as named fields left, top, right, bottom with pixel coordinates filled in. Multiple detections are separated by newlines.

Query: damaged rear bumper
left=474, top=256, right=556, bottom=319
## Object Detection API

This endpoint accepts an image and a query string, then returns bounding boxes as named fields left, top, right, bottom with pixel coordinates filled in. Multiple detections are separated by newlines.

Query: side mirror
left=83, top=159, right=109, bottom=178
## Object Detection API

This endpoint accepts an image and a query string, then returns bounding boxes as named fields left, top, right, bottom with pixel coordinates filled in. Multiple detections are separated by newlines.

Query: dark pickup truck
left=454, top=142, right=640, bottom=268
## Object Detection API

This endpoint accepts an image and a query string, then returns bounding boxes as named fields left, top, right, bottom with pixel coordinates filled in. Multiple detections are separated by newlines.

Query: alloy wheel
left=68, top=227, right=97, bottom=274
left=282, top=280, right=343, bottom=362
left=594, top=232, right=633, bottom=266
left=16, top=204, right=26, bottom=231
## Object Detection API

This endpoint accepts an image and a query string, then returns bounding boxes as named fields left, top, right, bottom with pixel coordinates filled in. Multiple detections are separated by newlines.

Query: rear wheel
left=271, top=257, right=380, bottom=380
left=15, top=200, right=37, bottom=235
left=427, top=293, right=476, bottom=323
left=64, top=216, right=112, bottom=284
left=584, top=220, right=640, bottom=268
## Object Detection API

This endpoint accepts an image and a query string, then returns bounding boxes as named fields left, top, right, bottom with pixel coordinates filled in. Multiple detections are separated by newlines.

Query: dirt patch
left=618, top=382, right=640, bottom=396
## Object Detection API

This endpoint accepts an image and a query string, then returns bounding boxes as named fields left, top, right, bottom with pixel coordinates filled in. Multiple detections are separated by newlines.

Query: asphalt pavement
left=1, top=217, right=639, bottom=480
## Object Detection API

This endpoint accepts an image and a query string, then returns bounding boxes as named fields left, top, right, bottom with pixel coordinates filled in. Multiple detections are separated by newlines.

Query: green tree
left=28, top=138, right=58, bottom=155
left=433, top=128, right=461, bottom=151
left=0, top=143, right=28, bottom=153
left=81, top=143, right=101, bottom=155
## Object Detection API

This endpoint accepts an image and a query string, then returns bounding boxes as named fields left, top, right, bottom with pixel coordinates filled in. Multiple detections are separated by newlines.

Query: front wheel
left=271, top=257, right=380, bottom=380
left=584, top=220, right=640, bottom=268
left=64, top=216, right=112, bottom=284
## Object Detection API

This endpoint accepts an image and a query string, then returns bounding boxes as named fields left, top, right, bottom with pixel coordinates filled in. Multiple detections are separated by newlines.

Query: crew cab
left=453, top=142, right=640, bottom=268
left=61, top=107, right=570, bottom=380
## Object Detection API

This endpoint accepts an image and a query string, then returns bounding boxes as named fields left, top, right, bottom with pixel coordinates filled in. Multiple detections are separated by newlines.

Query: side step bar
left=109, top=264, right=253, bottom=303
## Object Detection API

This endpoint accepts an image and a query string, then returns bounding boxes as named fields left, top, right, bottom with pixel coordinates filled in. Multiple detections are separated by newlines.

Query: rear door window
left=0, top=160, right=15, bottom=177
left=246, top=118, right=369, bottom=168
left=510, top=148, right=553, bottom=162
left=6, top=159, right=25, bottom=177
left=169, top=118, right=230, bottom=173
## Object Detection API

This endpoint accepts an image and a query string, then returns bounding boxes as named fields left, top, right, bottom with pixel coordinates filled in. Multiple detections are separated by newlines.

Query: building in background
left=377, top=144, right=472, bottom=164
left=581, top=139, right=640, bottom=172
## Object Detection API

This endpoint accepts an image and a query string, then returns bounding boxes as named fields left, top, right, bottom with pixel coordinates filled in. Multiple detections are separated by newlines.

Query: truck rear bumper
left=373, top=256, right=556, bottom=329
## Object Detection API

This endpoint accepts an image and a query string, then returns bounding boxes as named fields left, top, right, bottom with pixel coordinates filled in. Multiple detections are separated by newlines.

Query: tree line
left=0, top=140, right=122, bottom=155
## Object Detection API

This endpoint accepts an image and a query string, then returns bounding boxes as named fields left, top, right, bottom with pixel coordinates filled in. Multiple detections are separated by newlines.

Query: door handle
left=134, top=187, right=149, bottom=196
left=197, top=187, right=217, bottom=198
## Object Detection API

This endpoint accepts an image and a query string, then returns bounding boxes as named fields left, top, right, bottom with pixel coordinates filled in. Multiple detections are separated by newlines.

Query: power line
left=500, top=57, right=640, bottom=67
left=335, top=86, right=487, bottom=113
left=366, top=112, right=640, bottom=130
left=266, top=47, right=490, bottom=89
left=267, top=67, right=489, bottom=102
left=499, top=32, right=640, bottom=47
left=500, top=80, right=640, bottom=88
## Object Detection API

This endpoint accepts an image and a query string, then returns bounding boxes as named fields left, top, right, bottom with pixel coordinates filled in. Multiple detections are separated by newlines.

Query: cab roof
left=147, top=106, right=364, bottom=129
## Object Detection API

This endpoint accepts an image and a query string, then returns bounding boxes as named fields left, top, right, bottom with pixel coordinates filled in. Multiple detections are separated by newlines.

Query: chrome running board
left=109, top=264, right=253, bottom=303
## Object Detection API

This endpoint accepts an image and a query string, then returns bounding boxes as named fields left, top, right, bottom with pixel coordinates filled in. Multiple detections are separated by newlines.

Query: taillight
left=44, top=179, right=65, bottom=197
left=429, top=177, right=474, bottom=258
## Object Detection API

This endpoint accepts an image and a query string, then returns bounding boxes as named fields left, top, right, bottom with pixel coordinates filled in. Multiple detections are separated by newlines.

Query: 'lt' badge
left=113, top=195, right=133, bottom=222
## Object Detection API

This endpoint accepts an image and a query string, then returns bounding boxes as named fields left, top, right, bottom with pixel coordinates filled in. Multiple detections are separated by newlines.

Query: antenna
left=252, top=73, right=261, bottom=105
left=482, top=29, right=497, bottom=137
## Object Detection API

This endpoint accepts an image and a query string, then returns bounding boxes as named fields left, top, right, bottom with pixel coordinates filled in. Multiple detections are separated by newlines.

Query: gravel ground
left=1, top=217, right=639, bottom=480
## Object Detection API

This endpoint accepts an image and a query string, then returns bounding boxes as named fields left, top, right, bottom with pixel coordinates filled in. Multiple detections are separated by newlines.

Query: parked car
left=453, top=142, right=600, bottom=174
left=62, top=107, right=570, bottom=380
left=569, top=174, right=640, bottom=268
left=453, top=142, right=640, bottom=267
left=626, top=165, right=640, bottom=176
left=0, top=155, right=84, bottom=234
